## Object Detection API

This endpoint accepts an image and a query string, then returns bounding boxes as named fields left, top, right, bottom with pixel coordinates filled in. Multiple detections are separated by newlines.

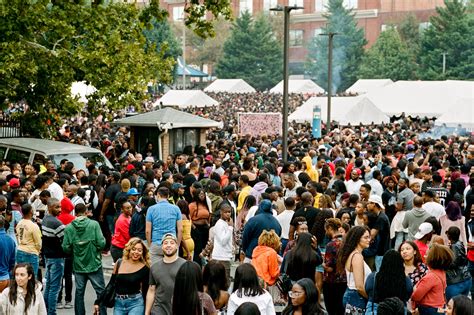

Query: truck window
left=6, top=148, right=30, bottom=165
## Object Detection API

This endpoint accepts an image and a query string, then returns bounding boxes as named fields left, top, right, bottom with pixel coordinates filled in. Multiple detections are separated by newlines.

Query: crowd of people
left=0, top=91, right=473, bottom=315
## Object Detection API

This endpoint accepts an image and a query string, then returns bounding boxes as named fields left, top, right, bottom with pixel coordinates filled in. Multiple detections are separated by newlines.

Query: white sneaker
left=64, top=302, right=73, bottom=309
left=56, top=302, right=65, bottom=309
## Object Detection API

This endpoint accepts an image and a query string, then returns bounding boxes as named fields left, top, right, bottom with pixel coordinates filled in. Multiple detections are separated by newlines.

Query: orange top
left=189, top=202, right=210, bottom=221
left=251, top=245, right=280, bottom=286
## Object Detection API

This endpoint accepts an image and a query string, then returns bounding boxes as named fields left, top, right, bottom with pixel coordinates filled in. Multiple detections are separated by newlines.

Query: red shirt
left=414, top=240, right=428, bottom=263
left=411, top=269, right=447, bottom=308
left=111, top=214, right=131, bottom=249
left=57, top=213, right=75, bottom=226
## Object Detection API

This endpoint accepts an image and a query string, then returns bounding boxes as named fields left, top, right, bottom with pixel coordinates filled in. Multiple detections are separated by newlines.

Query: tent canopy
left=289, top=96, right=389, bottom=125
left=204, top=79, right=256, bottom=93
left=345, top=79, right=394, bottom=94
left=176, top=57, right=208, bottom=77
left=435, top=98, right=474, bottom=129
left=71, top=81, right=97, bottom=103
left=154, top=90, right=218, bottom=108
left=112, top=107, right=221, bottom=128
left=363, top=80, right=474, bottom=117
left=270, top=79, right=325, bottom=94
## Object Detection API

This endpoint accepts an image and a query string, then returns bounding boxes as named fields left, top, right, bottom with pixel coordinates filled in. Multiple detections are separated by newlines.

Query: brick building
left=160, top=0, right=444, bottom=72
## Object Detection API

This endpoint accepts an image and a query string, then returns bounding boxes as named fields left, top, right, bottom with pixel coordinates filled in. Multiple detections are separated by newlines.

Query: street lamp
left=320, top=32, right=338, bottom=132
left=270, top=5, right=304, bottom=163
left=177, top=14, right=186, bottom=89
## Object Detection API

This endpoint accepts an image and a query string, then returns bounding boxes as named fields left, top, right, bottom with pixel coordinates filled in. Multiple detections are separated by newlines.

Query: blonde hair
left=121, top=178, right=131, bottom=192
left=258, top=230, right=281, bottom=252
left=123, top=237, right=150, bottom=267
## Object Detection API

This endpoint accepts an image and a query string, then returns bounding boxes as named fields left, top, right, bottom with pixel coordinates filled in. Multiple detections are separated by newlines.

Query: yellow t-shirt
left=16, top=219, right=42, bottom=255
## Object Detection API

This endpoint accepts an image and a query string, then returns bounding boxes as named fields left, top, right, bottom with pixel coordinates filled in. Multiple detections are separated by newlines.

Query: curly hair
left=123, top=237, right=150, bottom=267
left=258, top=230, right=281, bottom=252
left=336, top=226, right=370, bottom=273
left=324, top=218, right=342, bottom=232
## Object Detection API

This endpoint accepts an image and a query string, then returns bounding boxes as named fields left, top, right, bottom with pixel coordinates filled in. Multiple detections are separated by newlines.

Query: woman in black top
left=94, top=237, right=150, bottom=315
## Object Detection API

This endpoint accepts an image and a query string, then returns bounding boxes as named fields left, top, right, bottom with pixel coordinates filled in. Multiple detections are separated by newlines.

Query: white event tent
left=71, top=81, right=97, bottom=103
left=435, top=98, right=474, bottom=129
left=289, top=96, right=388, bottom=125
left=154, top=90, right=218, bottom=108
left=363, top=80, right=474, bottom=117
left=204, top=79, right=256, bottom=93
left=270, top=79, right=325, bottom=94
left=345, top=79, right=394, bottom=94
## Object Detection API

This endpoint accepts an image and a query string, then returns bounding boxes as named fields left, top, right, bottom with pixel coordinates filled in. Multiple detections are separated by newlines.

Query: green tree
left=398, top=13, right=421, bottom=55
left=359, top=28, right=418, bottom=80
left=418, top=0, right=474, bottom=80
left=306, top=0, right=366, bottom=93
left=0, top=0, right=232, bottom=137
left=215, top=12, right=282, bottom=91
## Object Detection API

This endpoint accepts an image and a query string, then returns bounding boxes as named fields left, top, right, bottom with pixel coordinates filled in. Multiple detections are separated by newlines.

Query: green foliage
left=0, top=0, right=232, bottom=137
left=398, top=13, right=421, bottom=55
left=306, top=0, right=366, bottom=93
left=215, top=12, right=282, bottom=91
left=184, top=0, right=233, bottom=38
left=359, top=28, right=418, bottom=80
left=418, top=0, right=474, bottom=79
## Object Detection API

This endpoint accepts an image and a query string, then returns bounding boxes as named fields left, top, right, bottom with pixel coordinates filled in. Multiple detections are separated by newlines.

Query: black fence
left=0, top=117, right=22, bottom=138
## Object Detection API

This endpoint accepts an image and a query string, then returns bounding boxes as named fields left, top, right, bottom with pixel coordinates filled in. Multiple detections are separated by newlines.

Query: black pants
left=110, top=245, right=124, bottom=263
left=191, top=224, right=209, bottom=266
left=57, top=257, right=73, bottom=303
left=323, top=281, right=347, bottom=315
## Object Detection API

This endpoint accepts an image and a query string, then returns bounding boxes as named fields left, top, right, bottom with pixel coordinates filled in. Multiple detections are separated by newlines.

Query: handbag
left=101, top=259, right=122, bottom=308
left=275, top=273, right=293, bottom=296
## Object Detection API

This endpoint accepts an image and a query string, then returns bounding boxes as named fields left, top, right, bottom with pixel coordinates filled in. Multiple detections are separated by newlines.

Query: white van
left=0, top=138, right=114, bottom=171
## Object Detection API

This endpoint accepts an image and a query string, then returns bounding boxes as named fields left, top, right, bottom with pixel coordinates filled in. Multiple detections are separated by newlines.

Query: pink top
left=111, top=214, right=131, bottom=249
left=440, top=215, right=467, bottom=247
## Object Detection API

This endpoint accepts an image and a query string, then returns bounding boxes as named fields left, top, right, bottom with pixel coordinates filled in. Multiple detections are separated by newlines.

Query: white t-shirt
left=212, top=219, right=234, bottom=261
left=227, top=290, right=275, bottom=315
left=423, top=201, right=446, bottom=220
left=277, top=210, right=294, bottom=239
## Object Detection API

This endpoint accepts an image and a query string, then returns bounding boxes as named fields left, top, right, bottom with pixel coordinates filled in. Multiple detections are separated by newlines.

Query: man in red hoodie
left=56, top=197, right=76, bottom=309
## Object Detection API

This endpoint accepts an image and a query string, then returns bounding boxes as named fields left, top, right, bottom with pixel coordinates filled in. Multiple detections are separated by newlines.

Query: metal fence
left=0, top=117, right=22, bottom=138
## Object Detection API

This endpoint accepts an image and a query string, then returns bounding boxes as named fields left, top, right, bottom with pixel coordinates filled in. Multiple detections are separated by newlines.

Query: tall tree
left=306, top=0, right=366, bottom=93
left=215, top=12, right=282, bottom=91
left=398, top=13, right=421, bottom=55
left=418, top=0, right=474, bottom=80
left=359, top=28, right=418, bottom=80
left=0, top=0, right=232, bottom=137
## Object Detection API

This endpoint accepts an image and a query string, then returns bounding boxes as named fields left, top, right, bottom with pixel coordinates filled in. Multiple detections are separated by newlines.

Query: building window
left=313, top=28, right=323, bottom=37
left=315, top=0, right=329, bottom=12
left=343, top=0, right=358, bottom=9
left=290, top=30, right=304, bottom=47
left=289, top=0, right=304, bottom=13
left=263, top=0, right=278, bottom=12
left=171, top=128, right=198, bottom=153
left=240, top=0, right=253, bottom=16
left=172, top=6, right=184, bottom=21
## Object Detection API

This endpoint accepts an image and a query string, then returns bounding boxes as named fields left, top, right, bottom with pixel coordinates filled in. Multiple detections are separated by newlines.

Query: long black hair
left=282, top=278, right=324, bottom=315
left=451, top=295, right=473, bottom=315
left=232, top=263, right=265, bottom=298
left=286, top=233, right=320, bottom=282
left=202, top=260, right=228, bottom=303
left=374, top=250, right=408, bottom=303
left=9, top=264, right=37, bottom=313
left=172, top=261, right=203, bottom=315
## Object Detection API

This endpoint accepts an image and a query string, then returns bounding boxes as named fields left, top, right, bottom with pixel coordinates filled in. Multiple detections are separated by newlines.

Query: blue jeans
left=343, top=288, right=367, bottom=309
left=418, top=305, right=445, bottom=315
left=106, top=215, right=115, bottom=236
left=445, top=278, right=472, bottom=301
left=16, top=250, right=39, bottom=278
left=375, top=255, right=383, bottom=271
left=468, top=261, right=474, bottom=297
left=44, top=258, right=65, bottom=315
left=394, top=231, right=408, bottom=251
left=74, top=268, right=106, bottom=315
left=114, top=293, right=144, bottom=315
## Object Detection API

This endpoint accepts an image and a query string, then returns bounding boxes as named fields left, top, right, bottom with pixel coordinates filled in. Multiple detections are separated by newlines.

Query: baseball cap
left=162, top=233, right=177, bottom=243
left=414, top=222, right=433, bottom=240
left=9, top=178, right=20, bottom=188
left=318, top=144, right=326, bottom=151
left=171, top=183, right=186, bottom=190
left=127, top=188, right=140, bottom=196
left=144, top=157, right=155, bottom=163
left=126, top=164, right=135, bottom=171
left=368, top=195, right=385, bottom=210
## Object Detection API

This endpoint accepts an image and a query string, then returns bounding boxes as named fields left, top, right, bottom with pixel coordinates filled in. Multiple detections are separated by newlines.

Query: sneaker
left=56, top=302, right=65, bottom=309
left=101, top=251, right=110, bottom=256
left=64, top=302, right=73, bottom=309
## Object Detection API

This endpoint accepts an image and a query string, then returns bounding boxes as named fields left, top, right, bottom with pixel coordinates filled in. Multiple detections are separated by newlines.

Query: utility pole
left=182, top=20, right=186, bottom=89
left=442, top=52, right=448, bottom=75
left=320, top=32, right=338, bottom=133
left=270, top=5, right=303, bottom=162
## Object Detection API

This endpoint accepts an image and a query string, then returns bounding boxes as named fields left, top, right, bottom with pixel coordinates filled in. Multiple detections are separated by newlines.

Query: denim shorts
left=343, top=288, right=367, bottom=310
left=114, top=293, right=144, bottom=315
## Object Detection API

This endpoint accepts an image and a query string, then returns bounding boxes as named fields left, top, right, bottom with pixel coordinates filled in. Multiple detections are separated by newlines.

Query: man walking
left=145, top=233, right=186, bottom=315
left=42, top=198, right=66, bottom=315
left=62, top=203, right=106, bottom=315
left=146, top=187, right=183, bottom=263
left=367, top=195, right=390, bottom=271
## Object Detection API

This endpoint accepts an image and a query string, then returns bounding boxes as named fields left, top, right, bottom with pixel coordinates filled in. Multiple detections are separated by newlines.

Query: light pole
left=182, top=18, right=186, bottom=89
left=270, top=5, right=303, bottom=163
left=320, top=32, right=338, bottom=132
left=442, top=52, right=448, bottom=75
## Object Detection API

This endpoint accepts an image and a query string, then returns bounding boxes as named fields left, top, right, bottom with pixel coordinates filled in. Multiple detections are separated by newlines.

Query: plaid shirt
left=324, top=235, right=347, bottom=283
